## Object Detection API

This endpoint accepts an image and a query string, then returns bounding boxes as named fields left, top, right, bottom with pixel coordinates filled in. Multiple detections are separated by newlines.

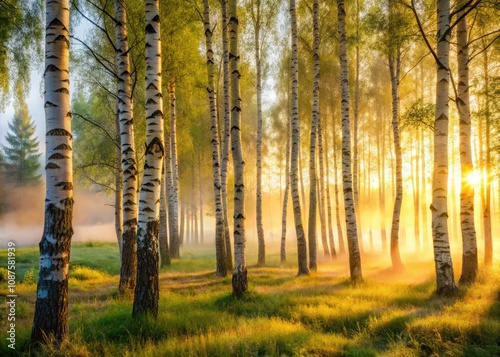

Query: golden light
left=465, top=171, right=481, bottom=186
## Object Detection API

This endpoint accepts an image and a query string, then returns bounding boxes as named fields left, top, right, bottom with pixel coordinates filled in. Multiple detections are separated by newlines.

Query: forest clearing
left=0, top=243, right=499, bottom=356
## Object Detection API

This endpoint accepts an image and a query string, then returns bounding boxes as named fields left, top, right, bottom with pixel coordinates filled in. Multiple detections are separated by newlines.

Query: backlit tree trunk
left=252, top=0, right=266, bottom=267
left=281, top=112, right=291, bottom=264
left=115, top=0, right=138, bottom=296
left=229, top=0, right=248, bottom=296
left=376, top=111, right=387, bottom=253
left=31, top=0, right=73, bottom=345
left=318, top=115, right=330, bottom=258
left=204, top=0, right=227, bottom=277
left=456, top=8, right=477, bottom=284
left=431, top=0, right=457, bottom=296
left=133, top=0, right=164, bottom=318
left=308, top=0, right=320, bottom=271
left=337, top=0, right=362, bottom=281
left=482, top=48, right=492, bottom=268
left=388, top=46, right=404, bottom=271
left=290, top=0, right=309, bottom=276
left=221, top=0, right=233, bottom=272
left=159, top=164, right=170, bottom=266
left=115, top=110, right=123, bottom=260
left=324, top=119, right=337, bottom=258
left=169, top=81, right=180, bottom=258
left=333, top=104, right=346, bottom=255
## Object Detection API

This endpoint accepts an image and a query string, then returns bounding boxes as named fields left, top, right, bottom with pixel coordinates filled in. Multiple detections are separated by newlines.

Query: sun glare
left=466, top=171, right=481, bottom=186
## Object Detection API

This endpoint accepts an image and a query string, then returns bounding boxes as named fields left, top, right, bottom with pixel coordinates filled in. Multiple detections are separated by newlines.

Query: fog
left=0, top=185, right=116, bottom=248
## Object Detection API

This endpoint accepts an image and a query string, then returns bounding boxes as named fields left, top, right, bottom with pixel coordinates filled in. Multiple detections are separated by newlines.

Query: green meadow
left=1, top=242, right=499, bottom=356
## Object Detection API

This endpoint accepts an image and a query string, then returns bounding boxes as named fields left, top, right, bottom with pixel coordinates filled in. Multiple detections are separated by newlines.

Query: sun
left=465, top=171, right=481, bottom=186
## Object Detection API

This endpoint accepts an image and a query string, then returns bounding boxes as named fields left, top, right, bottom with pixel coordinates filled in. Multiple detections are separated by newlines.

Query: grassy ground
left=1, top=242, right=499, bottom=356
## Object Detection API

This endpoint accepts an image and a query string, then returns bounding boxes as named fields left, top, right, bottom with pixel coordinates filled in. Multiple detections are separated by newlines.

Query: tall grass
left=0, top=243, right=499, bottom=356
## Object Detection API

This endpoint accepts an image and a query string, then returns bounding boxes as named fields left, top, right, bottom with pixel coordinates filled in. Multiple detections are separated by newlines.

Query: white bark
left=290, top=0, right=309, bottom=276
left=133, top=0, right=164, bottom=318
left=456, top=8, right=477, bottom=284
left=229, top=0, right=248, bottom=296
left=32, top=0, right=73, bottom=344
left=431, top=0, right=457, bottom=296
left=115, top=0, right=138, bottom=296
left=169, top=81, right=180, bottom=258
left=337, top=0, right=362, bottom=281
left=204, top=0, right=227, bottom=277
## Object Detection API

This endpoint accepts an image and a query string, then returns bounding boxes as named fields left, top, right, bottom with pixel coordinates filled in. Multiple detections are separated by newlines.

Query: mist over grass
left=0, top=242, right=499, bottom=356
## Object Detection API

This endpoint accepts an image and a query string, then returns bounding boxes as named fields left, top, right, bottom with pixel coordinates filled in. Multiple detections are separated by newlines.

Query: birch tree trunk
left=198, top=155, right=204, bottom=244
left=31, top=0, right=73, bottom=345
left=431, top=0, right=457, bottom=296
left=337, top=0, right=362, bottom=281
left=389, top=48, right=403, bottom=271
left=115, top=0, right=138, bottom=296
left=482, top=48, right=492, bottom=268
left=353, top=0, right=362, bottom=254
left=253, top=0, right=265, bottom=267
left=376, top=112, right=387, bottom=253
left=281, top=112, right=291, bottom=264
left=290, top=0, right=309, bottom=276
left=132, top=0, right=164, bottom=318
left=169, top=81, right=180, bottom=258
left=159, top=166, right=170, bottom=266
left=318, top=115, right=330, bottom=258
left=456, top=8, right=477, bottom=284
left=324, top=119, right=337, bottom=258
left=229, top=0, right=248, bottom=296
left=333, top=105, right=346, bottom=255
left=307, top=0, right=320, bottom=271
left=204, top=0, right=227, bottom=277
left=221, top=0, right=233, bottom=272
left=115, top=110, right=123, bottom=260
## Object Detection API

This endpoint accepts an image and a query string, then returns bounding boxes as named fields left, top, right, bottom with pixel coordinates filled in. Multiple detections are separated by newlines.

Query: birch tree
left=169, top=81, right=180, bottom=258
left=221, top=0, right=233, bottom=272
left=203, top=0, right=227, bottom=277
left=132, top=0, right=164, bottom=318
left=337, top=0, right=362, bottom=281
left=229, top=0, right=248, bottom=296
left=115, top=0, right=138, bottom=296
left=307, top=0, right=320, bottom=271
left=388, top=0, right=403, bottom=271
left=31, top=0, right=73, bottom=345
left=290, top=0, right=309, bottom=276
left=456, top=5, right=477, bottom=284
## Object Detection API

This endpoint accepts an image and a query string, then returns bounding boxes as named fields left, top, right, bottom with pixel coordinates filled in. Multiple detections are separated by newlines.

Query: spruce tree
left=3, top=103, right=41, bottom=185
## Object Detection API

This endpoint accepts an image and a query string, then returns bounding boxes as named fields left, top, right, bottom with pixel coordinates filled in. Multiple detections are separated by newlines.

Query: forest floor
left=0, top=241, right=499, bottom=356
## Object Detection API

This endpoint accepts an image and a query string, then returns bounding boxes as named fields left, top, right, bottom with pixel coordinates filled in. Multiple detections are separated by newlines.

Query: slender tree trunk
left=431, top=0, right=457, bottom=297
left=169, top=81, right=180, bottom=258
left=337, top=0, right=362, bottom=281
left=253, top=1, right=265, bottom=267
left=290, top=0, right=309, bottom=276
left=414, top=130, right=421, bottom=251
left=389, top=47, right=403, bottom=271
left=324, top=118, right=337, bottom=258
left=159, top=163, right=171, bottom=266
left=333, top=105, right=346, bottom=255
left=318, top=114, right=330, bottom=258
left=31, top=0, right=73, bottom=345
left=133, top=0, right=164, bottom=318
left=421, top=128, right=430, bottom=249
left=198, top=154, right=204, bottom=244
left=115, top=0, right=138, bottom=296
left=115, top=110, right=123, bottom=260
left=229, top=0, right=248, bottom=296
left=204, top=0, right=227, bottom=276
left=376, top=111, right=387, bottom=253
left=308, top=0, right=320, bottom=270
left=179, top=201, right=185, bottom=245
left=353, top=0, right=363, bottom=254
left=456, top=9, right=477, bottom=284
left=281, top=112, right=291, bottom=264
left=221, top=0, right=233, bottom=272
left=482, top=48, right=492, bottom=268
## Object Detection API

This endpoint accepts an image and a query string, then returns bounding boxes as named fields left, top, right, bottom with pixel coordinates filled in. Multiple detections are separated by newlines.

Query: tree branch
left=73, top=112, right=120, bottom=149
